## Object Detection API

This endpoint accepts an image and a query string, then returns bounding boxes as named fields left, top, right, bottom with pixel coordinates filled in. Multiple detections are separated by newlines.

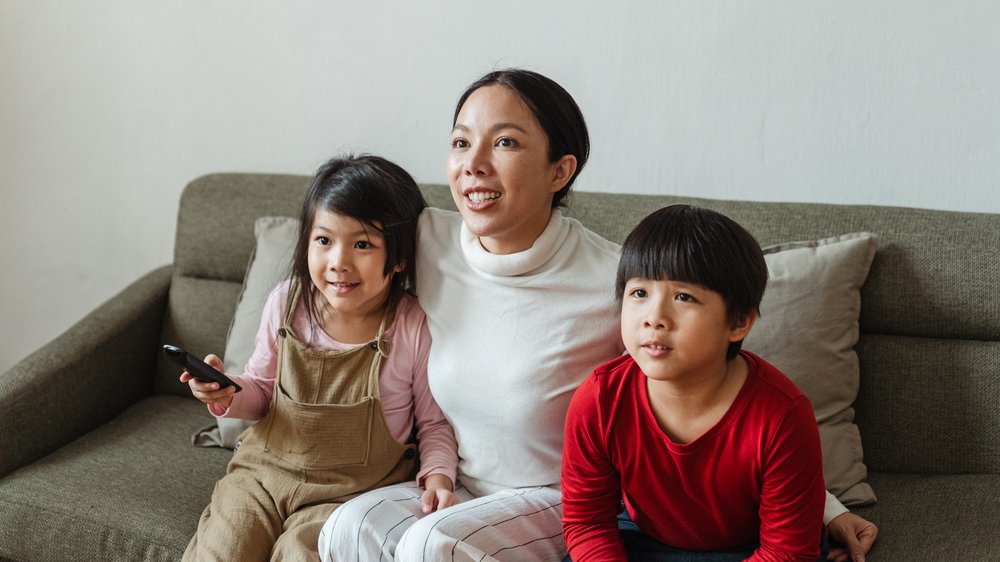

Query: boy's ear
left=728, top=310, right=758, bottom=343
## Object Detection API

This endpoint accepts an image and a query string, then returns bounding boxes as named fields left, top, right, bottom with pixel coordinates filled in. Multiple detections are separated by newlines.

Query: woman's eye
left=451, top=138, right=469, bottom=149
left=496, top=137, right=516, bottom=148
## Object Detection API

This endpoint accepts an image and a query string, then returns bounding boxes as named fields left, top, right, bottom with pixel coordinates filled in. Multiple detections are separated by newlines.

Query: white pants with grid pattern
left=318, top=482, right=566, bottom=562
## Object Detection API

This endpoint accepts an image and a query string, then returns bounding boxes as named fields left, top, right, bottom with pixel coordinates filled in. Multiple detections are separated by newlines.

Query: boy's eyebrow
left=452, top=122, right=530, bottom=135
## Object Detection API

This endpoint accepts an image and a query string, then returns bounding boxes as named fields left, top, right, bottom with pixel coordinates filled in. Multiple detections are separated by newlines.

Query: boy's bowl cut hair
left=615, top=205, right=768, bottom=359
left=291, top=154, right=427, bottom=321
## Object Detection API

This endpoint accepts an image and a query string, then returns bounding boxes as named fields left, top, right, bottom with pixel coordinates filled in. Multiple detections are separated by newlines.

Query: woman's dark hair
left=615, top=205, right=768, bottom=359
left=453, top=68, right=590, bottom=209
left=290, top=154, right=426, bottom=327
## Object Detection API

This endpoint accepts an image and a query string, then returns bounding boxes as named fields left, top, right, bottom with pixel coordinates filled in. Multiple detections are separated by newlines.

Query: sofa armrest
left=0, top=266, right=173, bottom=478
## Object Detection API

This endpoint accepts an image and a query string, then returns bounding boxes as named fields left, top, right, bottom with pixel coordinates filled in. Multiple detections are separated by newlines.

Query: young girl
left=179, top=154, right=459, bottom=561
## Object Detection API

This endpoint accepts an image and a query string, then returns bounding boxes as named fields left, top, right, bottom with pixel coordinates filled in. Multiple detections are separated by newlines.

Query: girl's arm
left=407, top=307, right=459, bottom=492
left=561, top=375, right=627, bottom=561
left=207, top=284, right=287, bottom=420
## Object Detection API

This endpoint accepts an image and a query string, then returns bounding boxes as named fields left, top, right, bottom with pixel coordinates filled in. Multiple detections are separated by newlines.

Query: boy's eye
left=496, top=137, right=516, bottom=148
left=451, top=138, right=469, bottom=149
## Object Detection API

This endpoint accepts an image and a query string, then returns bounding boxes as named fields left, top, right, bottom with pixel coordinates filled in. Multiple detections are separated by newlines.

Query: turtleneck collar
left=459, top=210, right=571, bottom=277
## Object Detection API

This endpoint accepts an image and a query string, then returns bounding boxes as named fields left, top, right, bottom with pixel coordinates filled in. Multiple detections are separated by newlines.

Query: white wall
left=3, top=1, right=999, bottom=373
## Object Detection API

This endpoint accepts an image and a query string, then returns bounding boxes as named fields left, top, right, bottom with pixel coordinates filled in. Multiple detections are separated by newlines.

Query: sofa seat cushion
left=851, top=472, right=1000, bottom=560
left=0, top=395, right=231, bottom=562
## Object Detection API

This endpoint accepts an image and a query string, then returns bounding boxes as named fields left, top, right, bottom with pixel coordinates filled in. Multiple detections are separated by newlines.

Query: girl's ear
left=728, top=310, right=758, bottom=343
left=392, top=260, right=407, bottom=274
left=548, top=154, right=578, bottom=193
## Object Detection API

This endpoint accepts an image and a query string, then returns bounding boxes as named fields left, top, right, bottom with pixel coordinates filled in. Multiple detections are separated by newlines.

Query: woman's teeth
left=468, top=192, right=500, bottom=203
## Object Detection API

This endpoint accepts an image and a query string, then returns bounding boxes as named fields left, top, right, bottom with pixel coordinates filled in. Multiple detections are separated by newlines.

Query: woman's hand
left=179, top=354, right=236, bottom=409
left=827, top=511, right=878, bottom=562
left=421, top=474, right=459, bottom=514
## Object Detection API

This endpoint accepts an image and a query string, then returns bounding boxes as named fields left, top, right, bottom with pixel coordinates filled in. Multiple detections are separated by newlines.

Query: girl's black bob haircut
left=615, top=205, right=768, bottom=359
left=290, top=154, right=427, bottom=323
left=453, top=68, right=589, bottom=209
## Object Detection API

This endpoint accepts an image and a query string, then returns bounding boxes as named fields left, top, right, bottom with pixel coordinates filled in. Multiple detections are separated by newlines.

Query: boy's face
left=620, top=278, right=754, bottom=383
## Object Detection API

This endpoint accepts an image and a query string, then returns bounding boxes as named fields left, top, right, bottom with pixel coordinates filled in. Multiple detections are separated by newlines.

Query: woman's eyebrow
left=452, top=122, right=529, bottom=135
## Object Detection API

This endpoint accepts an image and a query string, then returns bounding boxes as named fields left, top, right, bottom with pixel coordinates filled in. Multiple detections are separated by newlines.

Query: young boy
left=562, top=205, right=826, bottom=561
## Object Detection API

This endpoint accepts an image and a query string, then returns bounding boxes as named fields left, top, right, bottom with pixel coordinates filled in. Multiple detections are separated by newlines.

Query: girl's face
left=447, top=85, right=576, bottom=255
left=307, top=209, right=402, bottom=322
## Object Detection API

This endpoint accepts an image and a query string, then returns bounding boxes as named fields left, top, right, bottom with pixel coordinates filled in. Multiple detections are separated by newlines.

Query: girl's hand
left=421, top=474, right=458, bottom=513
left=179, top=354, right=236, bottom=409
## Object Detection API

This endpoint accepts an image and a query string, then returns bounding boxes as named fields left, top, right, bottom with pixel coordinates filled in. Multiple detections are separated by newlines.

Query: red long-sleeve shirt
left=562, top=351, right=825, bottom=562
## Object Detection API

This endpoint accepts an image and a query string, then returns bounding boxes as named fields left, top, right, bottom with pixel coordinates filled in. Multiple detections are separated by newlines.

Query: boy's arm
left=751, top=396, right=827, bottom=562
left=561, top=376, right=627, bottom=561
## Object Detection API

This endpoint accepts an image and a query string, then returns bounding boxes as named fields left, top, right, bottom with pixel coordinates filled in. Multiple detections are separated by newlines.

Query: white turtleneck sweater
left=416, top=208, right=624, bottom=496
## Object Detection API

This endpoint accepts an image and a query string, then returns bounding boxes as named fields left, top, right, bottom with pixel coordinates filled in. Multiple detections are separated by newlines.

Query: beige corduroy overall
left=184, top=282, right=417, bottom=562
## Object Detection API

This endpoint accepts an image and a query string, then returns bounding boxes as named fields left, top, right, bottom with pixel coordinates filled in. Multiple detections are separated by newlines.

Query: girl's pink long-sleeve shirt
left=210, top=280, right=458, bottom=485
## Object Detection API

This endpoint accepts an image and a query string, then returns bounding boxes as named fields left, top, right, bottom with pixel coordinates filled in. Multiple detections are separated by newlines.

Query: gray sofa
left=2, top=173, right=998, bottom=561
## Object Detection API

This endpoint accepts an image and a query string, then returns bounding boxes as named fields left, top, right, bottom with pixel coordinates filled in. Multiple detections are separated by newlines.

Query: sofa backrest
left=160, top=173, right=1000, bottom=475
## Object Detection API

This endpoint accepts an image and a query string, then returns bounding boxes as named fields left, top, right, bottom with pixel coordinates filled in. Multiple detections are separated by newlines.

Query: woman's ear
left=549, top=154, right=578, bottom=193
left=728, top=310, right=759, bottom=343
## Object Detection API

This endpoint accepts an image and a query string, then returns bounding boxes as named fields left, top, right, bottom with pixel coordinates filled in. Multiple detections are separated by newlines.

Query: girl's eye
left=676, top=293, right=696, bottom=303
left=496, top=137, right=516, bottom=148
left=451, top=138, right=469, bottom=149
left=315, top=236, right=330, bottom=246
left=629, top=288, right=647, bottom=299
left=354, top=240, right=373, bottom=250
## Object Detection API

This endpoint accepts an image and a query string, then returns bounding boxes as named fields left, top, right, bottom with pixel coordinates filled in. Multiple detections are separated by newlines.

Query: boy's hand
left=420, top=473, right=458, bottom=513
left=179, top=354, right=235, bottom=409
left=827, top=512, right=878, bottom=562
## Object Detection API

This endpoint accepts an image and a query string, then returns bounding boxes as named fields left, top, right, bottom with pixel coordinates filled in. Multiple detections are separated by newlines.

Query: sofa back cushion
left=160, top=174, right=1000, bottom=476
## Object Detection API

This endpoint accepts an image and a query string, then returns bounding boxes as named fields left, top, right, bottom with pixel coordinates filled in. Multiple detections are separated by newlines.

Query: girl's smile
left=307, top=209, right=403, bottom=341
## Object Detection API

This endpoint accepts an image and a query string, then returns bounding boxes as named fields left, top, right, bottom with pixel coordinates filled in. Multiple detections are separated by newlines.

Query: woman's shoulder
left=560, top=215, right=623, bottom=258
left=419, top=207, right=462, bottom=230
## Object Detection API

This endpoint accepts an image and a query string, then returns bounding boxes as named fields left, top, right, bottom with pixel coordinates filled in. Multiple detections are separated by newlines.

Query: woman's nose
left=464, top=143, right=491, bottom=176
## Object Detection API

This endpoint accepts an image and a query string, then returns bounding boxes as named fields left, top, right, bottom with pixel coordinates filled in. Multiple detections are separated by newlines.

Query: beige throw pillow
left=192, top=216, right=298, bottom=449
left=746, top=232, right=878, bottom=506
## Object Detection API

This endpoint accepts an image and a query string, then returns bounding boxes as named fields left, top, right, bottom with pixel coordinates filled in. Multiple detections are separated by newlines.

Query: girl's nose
left=328, top=245, right=351, bottom=272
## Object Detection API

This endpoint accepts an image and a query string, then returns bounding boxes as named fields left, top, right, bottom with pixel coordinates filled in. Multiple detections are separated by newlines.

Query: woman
left=319, top=68, right=877, bottom=562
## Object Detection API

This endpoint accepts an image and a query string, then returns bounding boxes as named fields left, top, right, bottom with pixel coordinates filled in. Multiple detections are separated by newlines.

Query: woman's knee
left=319, top=484, right=423, bottom=561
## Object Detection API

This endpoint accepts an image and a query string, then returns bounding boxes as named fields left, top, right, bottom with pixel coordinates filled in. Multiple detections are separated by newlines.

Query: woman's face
left=447, top=85, right=576, bottom=255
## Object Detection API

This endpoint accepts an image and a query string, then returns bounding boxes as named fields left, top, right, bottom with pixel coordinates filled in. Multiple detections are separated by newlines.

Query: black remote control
left=163, top=344, right=242, bottom=392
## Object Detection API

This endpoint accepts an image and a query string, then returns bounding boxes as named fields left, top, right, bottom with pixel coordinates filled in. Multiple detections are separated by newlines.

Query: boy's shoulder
left=583, top=353, right=640, bottom=397
left=741, top=351, right=810, bottom=409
